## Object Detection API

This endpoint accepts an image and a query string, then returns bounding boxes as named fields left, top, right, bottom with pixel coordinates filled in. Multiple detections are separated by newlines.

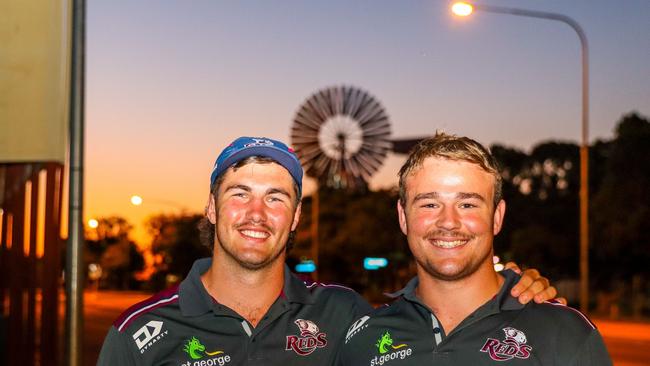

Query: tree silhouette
left=146, top=213, right=211, bottom=290
left=85, top=216, right=144, bottom=289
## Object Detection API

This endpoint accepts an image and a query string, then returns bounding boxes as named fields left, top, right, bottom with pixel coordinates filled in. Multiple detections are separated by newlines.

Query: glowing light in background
left=451, top=2, right=474, bottom=17
left=493, top=255, right=504, bottom=272
left=130, top=195, right=143, bottom=206
left=88, top=219, right=99, bottom=229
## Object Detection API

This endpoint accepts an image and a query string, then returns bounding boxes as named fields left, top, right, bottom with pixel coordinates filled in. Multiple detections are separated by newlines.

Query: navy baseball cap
left=210, top=137, right=303, bottom=197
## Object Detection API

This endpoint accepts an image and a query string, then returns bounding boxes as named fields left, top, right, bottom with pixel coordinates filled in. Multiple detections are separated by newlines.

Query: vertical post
left=42, top=164, right=64, bottom=366
left=579, top=32, right=590, bottom=313
left=66, top=0, right=86, bottom=365
left=310, top=187, right=320, bottom=281
left=461, top=2, right=591, bottom=313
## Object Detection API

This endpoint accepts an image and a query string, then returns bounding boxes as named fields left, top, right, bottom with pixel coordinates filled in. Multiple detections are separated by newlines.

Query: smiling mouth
left=430, top=239, right=468, bottom=249
left=240, top=229, right=270, bottom=239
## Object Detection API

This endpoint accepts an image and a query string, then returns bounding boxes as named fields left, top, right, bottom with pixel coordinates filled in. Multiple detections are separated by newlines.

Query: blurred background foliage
left=84, top=111, right=650, bottom=317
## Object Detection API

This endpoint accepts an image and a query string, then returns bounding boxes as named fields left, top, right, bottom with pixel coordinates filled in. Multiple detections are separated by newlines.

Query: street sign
left=295, top=260, right=317, bottom=273
left=364, top=257, right=388, bottom=270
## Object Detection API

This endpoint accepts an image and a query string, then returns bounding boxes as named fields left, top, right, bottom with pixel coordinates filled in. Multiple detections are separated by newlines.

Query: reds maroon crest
left=285, top=319, right=328, bottom=356
left=480, top=327, right=532, bottom=361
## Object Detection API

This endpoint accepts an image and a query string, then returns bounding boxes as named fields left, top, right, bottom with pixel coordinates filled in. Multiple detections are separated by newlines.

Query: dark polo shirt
left=98, top=258, right=372, bottom=366
left=337, top=270, right=612, bottom=366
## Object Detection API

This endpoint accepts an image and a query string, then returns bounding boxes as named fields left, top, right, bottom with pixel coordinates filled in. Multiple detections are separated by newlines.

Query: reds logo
left=480, top=327, right=532, bottom=361
left=285, top=319, right=328, bottom=356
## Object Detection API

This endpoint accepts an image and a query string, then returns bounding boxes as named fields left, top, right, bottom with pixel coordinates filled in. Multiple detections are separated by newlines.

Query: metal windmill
left=291, top=85, right=392, bottom=190
left=290, top=85, right=427, bottom=279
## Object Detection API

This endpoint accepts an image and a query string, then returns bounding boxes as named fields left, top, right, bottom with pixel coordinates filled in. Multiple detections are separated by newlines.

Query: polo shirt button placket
left=432, top=351, right=451, bottom=366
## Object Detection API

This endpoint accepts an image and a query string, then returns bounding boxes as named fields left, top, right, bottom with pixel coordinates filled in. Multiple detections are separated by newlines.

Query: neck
left=201, top=253, right=285, bottom=327
left=415, top=261, right=504, bottom=333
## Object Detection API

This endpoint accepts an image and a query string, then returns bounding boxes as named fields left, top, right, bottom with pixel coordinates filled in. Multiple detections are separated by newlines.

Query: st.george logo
left=133, top=320, right=168, bottom=353
left=285, top=319, right=328, bottom=356
left=480, top=327, right=532, bottom=361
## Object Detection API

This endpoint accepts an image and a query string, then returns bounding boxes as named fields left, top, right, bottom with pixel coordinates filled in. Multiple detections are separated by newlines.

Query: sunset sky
left=84, top=0, right=650, bottom=245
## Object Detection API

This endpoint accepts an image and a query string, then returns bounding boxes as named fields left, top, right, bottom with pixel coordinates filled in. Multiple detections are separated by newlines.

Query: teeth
left=431, top=240, right=466, bottom=248
left=241, top=230, right=269, bottom=239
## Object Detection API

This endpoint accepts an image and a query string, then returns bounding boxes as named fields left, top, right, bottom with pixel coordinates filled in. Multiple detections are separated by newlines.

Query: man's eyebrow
left=224, top=184, right=251, bottom=193
left=412, top=191, right=486, bottom=202
left=457, top=192, right=486, bottom=202
left=267, top=187, right=292, bottom=198
left=412, top=192, right=439, bottom=202
left=224, top=185, right=292, bottom=199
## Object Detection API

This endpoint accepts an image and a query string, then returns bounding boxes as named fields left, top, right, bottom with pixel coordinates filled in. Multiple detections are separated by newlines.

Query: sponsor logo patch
left=369, top=331, right=412, bottom=365
left=133, top=320, right=168, bottom=354
left=180, top=336, right=231, bottom=366
left=345, top=316, right=370, bottom=344
left=480, top=327, right=532, bottom=361
left=285, top=319, right=328, bottom=356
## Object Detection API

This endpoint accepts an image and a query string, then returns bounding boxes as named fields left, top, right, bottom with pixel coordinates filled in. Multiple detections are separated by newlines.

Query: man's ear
left=493, top=199, right=506, bottom=235
left=291, top=202, right=302, bottom=231
left=397, top=200, right=408, bottom=236
left=206, top=194, right=217, bottom=224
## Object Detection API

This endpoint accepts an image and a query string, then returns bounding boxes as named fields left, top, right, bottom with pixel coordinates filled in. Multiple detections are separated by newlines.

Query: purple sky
left=85, top=0, right=650, bottom=244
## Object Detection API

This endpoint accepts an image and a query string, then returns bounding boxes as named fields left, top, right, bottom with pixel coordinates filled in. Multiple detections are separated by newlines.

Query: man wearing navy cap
left=98, top=136, right=558, bottom=366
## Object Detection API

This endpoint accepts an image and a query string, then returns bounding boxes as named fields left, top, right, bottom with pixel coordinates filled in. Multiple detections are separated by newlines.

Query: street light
left=129, top=195, right=188, bottom=212
left=87, top=219, right=98, bottom=229
left=451, top=2, right=590, bottom=313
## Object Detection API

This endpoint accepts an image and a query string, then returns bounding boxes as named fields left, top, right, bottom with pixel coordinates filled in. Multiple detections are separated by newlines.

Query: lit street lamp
left=451, top=2, right=590, bottom=312
left=129, top=195, right=188, bottom=212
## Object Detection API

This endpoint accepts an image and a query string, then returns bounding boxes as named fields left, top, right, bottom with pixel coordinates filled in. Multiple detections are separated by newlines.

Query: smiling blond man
left=337, top=132, right=611, bottom=365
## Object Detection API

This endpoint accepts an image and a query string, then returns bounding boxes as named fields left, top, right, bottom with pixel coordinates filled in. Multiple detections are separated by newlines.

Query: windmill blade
left=291, top=85, right=392, bottom=189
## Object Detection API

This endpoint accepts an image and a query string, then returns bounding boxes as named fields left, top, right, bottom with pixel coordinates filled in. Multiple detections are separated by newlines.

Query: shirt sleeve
left=330, top=294, right=373, bottom=366
left=352, top=295, right=374, bottom=318
left=96, top=326, right=137, bottom=366
left=570, top=329, right=613, bottom=366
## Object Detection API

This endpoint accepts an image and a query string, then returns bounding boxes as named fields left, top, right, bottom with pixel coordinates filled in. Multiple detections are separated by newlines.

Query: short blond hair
left=398, top=132, right=502, bottom=208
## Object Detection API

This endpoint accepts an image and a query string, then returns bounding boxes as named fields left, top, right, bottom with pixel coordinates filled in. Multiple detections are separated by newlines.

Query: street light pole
left=452, top=3, right=590, bottom=312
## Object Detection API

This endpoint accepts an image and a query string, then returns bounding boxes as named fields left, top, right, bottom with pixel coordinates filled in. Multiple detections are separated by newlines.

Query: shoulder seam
left=115, top=290, right=180, bottom=332
left=543, top=301, right=596, bottom=330
left=304, top=281, right=356, bottom=292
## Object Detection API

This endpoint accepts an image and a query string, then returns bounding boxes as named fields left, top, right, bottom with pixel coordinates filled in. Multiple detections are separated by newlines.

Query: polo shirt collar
left=280, top=264, right=316, bottom=304
left=496, top=269, right=526, bottom=311
left=178, top=258, right=315, bottom=317
left=179, top=258, right=215, bottom=317
left=387, top=269, right=524, bottom=313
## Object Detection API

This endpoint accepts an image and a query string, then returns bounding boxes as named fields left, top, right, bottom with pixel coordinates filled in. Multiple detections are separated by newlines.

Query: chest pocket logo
left=285, top=319, right=328, bottom=356
left=480, top=327, right=532, bottom=361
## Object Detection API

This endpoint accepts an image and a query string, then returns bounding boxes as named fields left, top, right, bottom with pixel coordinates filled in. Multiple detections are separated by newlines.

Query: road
left=82, top=291, right=650, bottom=366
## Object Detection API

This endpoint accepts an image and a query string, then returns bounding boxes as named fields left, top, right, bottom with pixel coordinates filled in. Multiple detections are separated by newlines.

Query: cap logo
left=243, top=138, right=275, bottom=148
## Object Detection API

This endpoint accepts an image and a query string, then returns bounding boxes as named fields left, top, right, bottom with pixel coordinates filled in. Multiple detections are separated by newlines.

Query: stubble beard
left=417, top=230, right=493, bottom=282
left=214, top=223, right=287, bottom=271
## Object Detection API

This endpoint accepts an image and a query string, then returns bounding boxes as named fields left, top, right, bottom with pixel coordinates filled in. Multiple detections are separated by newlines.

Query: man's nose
left=246, top=196, right=267, bottom=223
left=436, top=205, right=461, bottom=230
